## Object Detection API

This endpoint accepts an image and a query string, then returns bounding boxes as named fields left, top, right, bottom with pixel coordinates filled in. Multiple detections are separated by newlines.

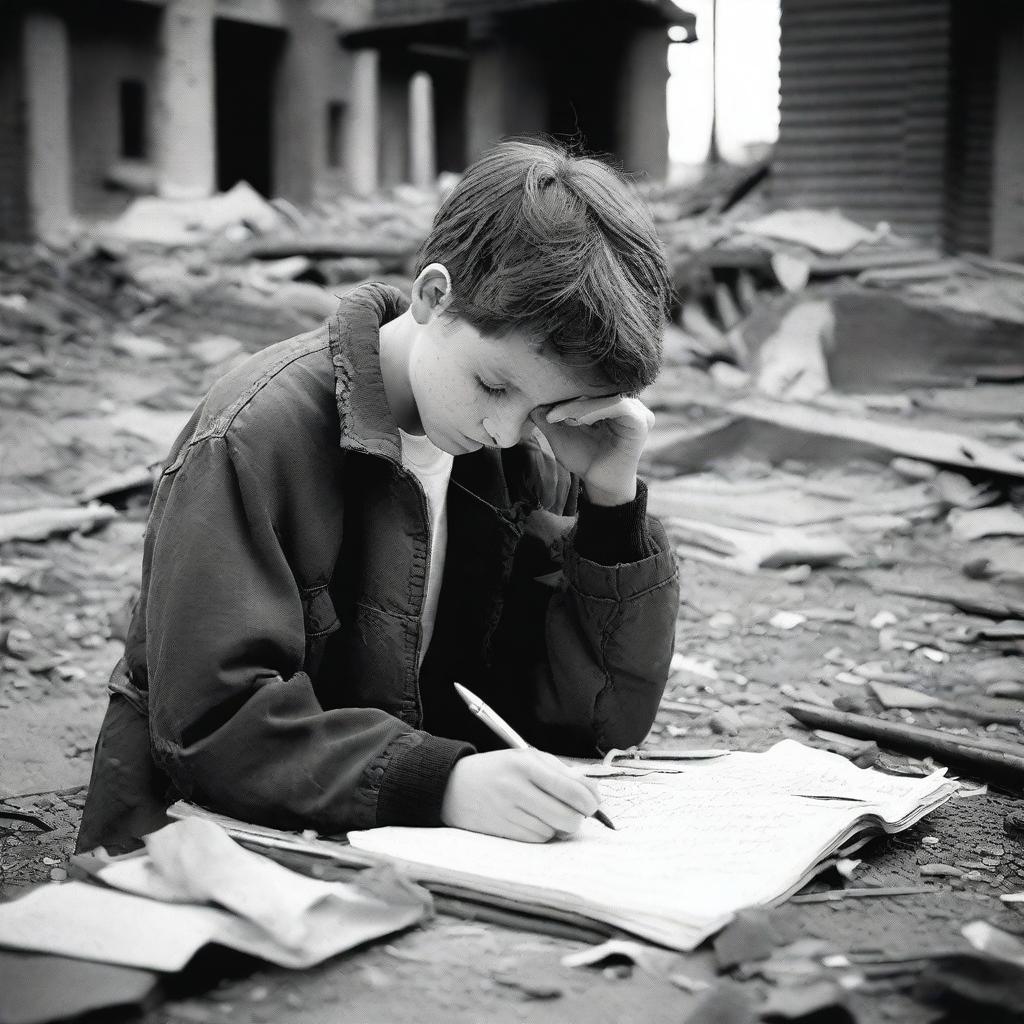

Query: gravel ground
left=3, top=511, right=1023, bottom=1022
left=2, top=247, right=1023, bottom=1020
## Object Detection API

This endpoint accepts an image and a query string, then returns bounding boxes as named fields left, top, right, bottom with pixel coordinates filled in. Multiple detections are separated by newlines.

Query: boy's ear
left=410, top=263, right=452, bottom=325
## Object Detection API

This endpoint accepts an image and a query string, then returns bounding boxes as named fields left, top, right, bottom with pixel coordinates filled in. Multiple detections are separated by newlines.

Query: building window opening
left=119, top=79, right=147, bottom=159
left=327, top=101, right=347, bottom=169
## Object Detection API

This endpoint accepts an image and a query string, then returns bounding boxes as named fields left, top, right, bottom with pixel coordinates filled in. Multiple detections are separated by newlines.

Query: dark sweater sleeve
left=572, top=478, right=658, bottom=564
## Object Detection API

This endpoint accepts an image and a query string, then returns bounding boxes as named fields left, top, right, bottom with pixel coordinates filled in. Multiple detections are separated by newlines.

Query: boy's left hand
left=530, top=395, right=654, bottom=507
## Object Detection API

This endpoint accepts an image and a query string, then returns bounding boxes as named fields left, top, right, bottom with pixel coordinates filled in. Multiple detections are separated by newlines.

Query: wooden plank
left=725, top=394, right=1024, bottom=478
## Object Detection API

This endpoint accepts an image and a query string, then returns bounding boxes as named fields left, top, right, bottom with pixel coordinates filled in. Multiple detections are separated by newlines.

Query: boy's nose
left=482, top=415, right=523, bottom=449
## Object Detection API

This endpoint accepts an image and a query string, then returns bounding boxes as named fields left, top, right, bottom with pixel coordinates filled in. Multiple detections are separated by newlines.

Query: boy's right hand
left=440, top=749, right=602, bottom=842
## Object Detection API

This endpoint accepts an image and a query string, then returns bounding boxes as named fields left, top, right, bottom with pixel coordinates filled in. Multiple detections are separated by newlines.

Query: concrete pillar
left=408, top=71, right=436, bottom=189
left=274, top=0, right=327, bottom=204
left=378, top=54, right=410, bottom=187
left=22, top=11, right=72, bottom=240
left=617, top=26, right=670, bottom=179
left=500, top=41, right=545, bottom=139
left=346, top=48, right=379, bottom=195
left=465, top=47, right=503, bottom=163
left=156, top=0, right=215, bottom=199
left=990, top=10, right=1024, bottom=259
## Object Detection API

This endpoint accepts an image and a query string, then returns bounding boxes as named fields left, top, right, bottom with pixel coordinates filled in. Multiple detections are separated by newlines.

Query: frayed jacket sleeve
left=144, top=435, right=471, bottom=834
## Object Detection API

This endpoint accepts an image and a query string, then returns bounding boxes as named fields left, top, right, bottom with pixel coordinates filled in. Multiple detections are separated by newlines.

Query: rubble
left=0, top=506, right=117, bottom=545
left=2, top=168, right=1024, bottom=1024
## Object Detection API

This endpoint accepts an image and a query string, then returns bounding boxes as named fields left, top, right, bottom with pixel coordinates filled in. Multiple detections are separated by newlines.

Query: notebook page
left=349, top=740, right=956, bottom=934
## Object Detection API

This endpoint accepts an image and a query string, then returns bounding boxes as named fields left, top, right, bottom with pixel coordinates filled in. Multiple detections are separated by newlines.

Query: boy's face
left=408, top=314, right=614, bottom=456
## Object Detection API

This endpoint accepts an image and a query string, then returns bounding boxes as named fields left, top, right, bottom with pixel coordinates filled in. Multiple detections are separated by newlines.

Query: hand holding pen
left=438, top=682, right=615, bottom=843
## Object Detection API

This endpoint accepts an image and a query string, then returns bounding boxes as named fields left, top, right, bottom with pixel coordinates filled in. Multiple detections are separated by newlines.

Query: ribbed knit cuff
left=573, top=478, right=656, bottom=565
left=376, top=733, right=475, bottom=827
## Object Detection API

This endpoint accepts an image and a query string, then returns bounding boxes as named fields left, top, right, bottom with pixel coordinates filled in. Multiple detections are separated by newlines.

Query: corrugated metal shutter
left=773, top=0, right=952, bottom=245
left=942, top=0, right=995, bottom=254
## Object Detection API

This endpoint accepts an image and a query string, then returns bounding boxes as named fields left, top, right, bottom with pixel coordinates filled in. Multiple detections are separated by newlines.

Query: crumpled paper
left=0, top=818, right=430, bottom=972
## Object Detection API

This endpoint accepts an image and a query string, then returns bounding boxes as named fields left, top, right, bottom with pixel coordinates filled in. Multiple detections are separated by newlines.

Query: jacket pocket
left=300, top=585, right=340, bottom=677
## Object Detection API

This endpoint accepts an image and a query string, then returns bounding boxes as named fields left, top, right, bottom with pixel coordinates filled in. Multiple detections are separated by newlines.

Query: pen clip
left=793, top=793, right=871, bottom=803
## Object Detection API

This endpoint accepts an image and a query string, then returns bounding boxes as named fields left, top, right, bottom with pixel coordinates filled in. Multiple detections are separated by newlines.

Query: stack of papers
left=344, top=740, right=958, bottom=950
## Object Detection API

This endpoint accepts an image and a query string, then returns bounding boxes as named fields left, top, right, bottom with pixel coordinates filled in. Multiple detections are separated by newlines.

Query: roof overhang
left=343, top=0, right=697, bottom=49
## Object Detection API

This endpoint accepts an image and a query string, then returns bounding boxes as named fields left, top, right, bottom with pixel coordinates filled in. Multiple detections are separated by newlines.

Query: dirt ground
left=3, top=510, right=1024, bottom=1022
left=2, top=245, right=1024, bottom=1022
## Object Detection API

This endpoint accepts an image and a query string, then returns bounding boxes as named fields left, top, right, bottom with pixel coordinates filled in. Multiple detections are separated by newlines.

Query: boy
left=77, top=139, right=680, bottom=854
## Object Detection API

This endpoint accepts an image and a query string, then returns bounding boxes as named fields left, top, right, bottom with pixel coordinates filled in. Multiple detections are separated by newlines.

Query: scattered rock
left=719, top=692, right=761, bottom=707
left=189, top=334, right=245, bottom=366
left=832, top=695, right=867, bottom=714
left=976, top=843, right=1005, bottom=858
left=491, top=969, right=564, bottom=1000
left=111, top=332, right=172, bottom=360
left=834, top=671, right=867, bottom=686
left=710, top=707, right=743, bottom=735
left=713, top=909, right=796, bottom=971
left=685, top=980, right=758, bottom=1024
left=920, top=863, right=963, bottom=877
left=762, top=978, right=854, bottom=1022
left=770, top=611, right=807, bottom=630
left=601, top=964, right=632, bottom=980
left=1003, top=811, right=1024, bottom=840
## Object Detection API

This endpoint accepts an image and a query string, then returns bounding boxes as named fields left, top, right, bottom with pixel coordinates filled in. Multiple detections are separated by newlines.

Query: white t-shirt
left=399, top=429, right=454, bottom=665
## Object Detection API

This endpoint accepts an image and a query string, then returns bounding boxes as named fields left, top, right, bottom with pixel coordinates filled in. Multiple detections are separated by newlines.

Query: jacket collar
left=328, top=282, right=410, bottom=462
left=326, top=281, right=547, bottom=517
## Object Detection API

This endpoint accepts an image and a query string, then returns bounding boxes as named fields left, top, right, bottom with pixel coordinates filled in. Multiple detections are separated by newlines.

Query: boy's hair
left=415, top=139, right=670, bottom=394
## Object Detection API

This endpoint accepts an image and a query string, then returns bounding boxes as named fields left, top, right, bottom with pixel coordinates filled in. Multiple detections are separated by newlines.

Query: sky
left=668, top=0, right=782, bottom=165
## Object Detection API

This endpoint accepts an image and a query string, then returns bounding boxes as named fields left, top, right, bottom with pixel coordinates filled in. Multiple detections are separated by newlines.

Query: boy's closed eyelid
left=475, top=374, right=508, bottom=395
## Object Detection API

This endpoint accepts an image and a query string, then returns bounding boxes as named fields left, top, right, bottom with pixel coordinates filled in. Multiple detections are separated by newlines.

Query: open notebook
left=171, top=740, right=958, bottom=951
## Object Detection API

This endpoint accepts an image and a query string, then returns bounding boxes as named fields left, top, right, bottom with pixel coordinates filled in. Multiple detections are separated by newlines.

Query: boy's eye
left=475, top=376, right=506, bottom=397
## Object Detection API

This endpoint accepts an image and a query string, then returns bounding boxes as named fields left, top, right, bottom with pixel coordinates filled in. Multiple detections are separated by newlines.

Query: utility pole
left=707, top=0, right=721, bottom=164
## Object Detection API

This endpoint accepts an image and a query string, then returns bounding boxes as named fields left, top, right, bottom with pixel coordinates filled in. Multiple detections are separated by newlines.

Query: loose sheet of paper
left=349, top=740, right=957, bottom=949
left=0, top=882, right=227, bottom=972
left=105, top=817, right=377, bottom=948
left=0, top=820, right=429, bottom=972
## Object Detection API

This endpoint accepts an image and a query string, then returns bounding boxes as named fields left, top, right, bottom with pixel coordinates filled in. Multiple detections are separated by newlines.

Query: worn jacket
left=77, top=283, right=680, bottom=853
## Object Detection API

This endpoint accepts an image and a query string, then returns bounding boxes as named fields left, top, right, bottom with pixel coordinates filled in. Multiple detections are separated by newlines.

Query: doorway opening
left=214, top=20, right=283, bottom=195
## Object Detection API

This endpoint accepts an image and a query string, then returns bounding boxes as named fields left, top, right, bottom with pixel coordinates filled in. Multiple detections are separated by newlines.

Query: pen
left=453, top=682, right=617, bottom=830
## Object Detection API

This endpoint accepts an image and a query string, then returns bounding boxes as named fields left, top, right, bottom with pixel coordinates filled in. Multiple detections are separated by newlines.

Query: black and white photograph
left=1, top=0, right=1023, bottom=1021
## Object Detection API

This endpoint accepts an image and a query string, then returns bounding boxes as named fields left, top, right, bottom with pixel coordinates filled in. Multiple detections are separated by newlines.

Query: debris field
left=2, top=175, right=1024, bottom=1023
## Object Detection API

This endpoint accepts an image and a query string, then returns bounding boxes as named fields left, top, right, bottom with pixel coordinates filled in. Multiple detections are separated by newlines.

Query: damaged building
left=0, top=0, right=694, bottom=241
left=344, top=0, right=692, bottom=189
left=771, top=0, right=1024, bottom=258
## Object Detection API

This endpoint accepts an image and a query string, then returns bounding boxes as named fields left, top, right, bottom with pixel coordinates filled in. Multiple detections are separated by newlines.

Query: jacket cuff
left=566, top=512, right=678, bottom=600
left=573, top=478, right=657, bottom=564
left=376, top=732, right=475, bottom=827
